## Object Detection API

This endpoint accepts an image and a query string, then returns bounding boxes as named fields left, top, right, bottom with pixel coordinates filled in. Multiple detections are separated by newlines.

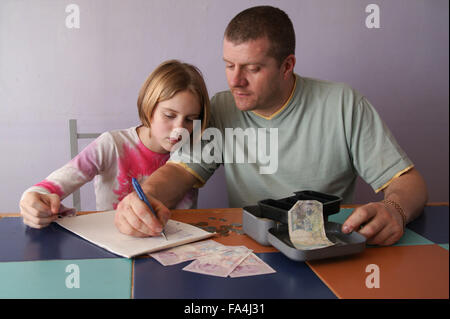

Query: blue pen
left=131, top=177, right=167, bottom=240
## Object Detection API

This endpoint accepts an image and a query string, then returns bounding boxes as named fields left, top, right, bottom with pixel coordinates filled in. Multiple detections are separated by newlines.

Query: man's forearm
left=141, top=163, right=198, bottom=209
left=383, top=168, right=428, bottom=224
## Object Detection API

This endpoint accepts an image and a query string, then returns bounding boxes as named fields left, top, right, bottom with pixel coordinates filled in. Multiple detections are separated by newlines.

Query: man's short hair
left=224, top=6, right=296, bottom=66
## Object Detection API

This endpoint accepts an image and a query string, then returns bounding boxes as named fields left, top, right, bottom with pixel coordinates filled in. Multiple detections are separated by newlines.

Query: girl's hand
left=19, top=192, right=61, bottom=229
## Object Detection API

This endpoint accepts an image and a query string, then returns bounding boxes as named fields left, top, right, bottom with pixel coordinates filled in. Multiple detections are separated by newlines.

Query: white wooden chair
left=68, top=119, right=101, bottom=211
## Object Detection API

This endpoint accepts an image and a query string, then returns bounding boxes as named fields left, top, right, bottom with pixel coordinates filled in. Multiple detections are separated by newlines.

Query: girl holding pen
left=19, top=60, right=210, bottom=234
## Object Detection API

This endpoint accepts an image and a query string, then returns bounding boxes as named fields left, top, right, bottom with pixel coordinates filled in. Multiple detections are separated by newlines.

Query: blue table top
left=0, top=217, right=120, bottom=262
left=406, top=205, right=449, bottom=244
left=133, top=252, right=336, bottom=299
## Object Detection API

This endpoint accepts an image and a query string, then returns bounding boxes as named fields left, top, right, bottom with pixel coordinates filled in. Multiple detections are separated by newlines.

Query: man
left=115, top=6, right=427, bottom=246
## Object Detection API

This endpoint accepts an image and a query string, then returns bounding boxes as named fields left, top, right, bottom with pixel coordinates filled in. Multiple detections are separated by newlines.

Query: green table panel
left=328, top=208, right=434, bottom=246
left=0, top=258, right=132, bottom=299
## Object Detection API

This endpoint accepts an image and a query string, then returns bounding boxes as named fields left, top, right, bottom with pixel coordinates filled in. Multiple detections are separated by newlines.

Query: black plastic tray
left=267, top=223, right=366, bottom=261
left=242, top=205, right=367, bottom=261
left=258, top=190, right=342, bottom=224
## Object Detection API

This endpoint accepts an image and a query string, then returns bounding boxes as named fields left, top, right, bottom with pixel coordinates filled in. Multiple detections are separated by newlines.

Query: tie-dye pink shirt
left=23, top=126, right=198, bottom=211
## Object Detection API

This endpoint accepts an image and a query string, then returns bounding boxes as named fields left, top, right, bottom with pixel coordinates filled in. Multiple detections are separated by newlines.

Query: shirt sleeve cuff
left=375, top=165, right=415, bottom=193
left=167, top=161, right=206, bottom=188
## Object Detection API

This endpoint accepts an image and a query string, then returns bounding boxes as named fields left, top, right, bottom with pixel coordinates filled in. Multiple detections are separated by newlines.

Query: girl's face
left=148, top=90, right=202, bottom=153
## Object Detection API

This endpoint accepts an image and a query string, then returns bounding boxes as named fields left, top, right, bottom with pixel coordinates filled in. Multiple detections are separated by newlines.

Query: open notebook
left=55, top=211, right=215, bottom=258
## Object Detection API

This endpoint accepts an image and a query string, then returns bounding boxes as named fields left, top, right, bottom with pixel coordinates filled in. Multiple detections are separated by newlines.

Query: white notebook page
left=55, top=210, right=215, bottom=258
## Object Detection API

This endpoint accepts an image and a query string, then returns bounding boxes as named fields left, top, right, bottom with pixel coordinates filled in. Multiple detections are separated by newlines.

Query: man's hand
left=341, top=201, right=404, bottom=246
left=341, top=168, right=427, bottom=246
left=19, top=192, right=61, bottom=229
left=115, top=192, right=171, bottom=238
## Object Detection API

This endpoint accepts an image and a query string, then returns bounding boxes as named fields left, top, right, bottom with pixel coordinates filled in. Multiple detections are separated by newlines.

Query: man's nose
left=229, top=68, right=247, bottom=87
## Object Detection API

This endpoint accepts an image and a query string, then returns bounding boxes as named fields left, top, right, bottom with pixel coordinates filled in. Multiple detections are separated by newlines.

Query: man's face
left=223, top=37, right=284, bottom=114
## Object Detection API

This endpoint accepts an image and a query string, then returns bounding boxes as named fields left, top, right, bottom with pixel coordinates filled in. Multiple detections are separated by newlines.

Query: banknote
left=229, top=253, right=276, bottom=278
left=150, top=239, right=225, bottom=266
left=182, top=246, right=252, bottom=277
left=288, top=200, right=334, bottom=250
left=57, top=204, right=76, bottom=218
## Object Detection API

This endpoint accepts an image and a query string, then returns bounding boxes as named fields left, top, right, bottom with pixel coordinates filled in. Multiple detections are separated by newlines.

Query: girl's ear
left=148, top=103, right=159, bottom=124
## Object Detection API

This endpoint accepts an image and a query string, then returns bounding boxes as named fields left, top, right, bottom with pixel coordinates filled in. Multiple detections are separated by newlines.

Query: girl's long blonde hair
left=137, top=60, right=210, bottom=133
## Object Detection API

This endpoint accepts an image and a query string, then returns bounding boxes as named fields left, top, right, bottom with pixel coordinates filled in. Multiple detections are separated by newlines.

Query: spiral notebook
left=55, top=210, right=215, bottom=258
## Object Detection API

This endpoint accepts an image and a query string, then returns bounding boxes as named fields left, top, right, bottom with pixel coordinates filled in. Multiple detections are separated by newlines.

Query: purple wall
left=0, top=0, right=448, bottom=211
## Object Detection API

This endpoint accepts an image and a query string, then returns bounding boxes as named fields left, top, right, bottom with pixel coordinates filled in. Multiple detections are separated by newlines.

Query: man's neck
left=253, top=74, right=296, bottom=118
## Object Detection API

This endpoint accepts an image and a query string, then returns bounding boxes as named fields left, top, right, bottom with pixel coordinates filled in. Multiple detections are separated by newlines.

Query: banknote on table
left=288, top=200, right=334, bottom=250
left=229, top=253, right=276, bottom=277
left=150, top=239, right=225, bottom=266
left=182, top=245, right=252, bottom=277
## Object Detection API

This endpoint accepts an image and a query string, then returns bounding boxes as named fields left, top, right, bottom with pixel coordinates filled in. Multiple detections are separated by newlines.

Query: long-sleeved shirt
left=23, top=126, right=198, bottom=211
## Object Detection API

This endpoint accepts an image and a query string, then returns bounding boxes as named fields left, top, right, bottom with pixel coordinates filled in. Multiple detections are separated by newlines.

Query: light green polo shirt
left=169, top=74, right=413, bottom=207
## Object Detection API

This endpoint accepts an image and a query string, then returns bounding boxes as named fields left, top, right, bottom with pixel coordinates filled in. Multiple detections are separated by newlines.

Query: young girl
left=19, top=60, right=210, bottom=229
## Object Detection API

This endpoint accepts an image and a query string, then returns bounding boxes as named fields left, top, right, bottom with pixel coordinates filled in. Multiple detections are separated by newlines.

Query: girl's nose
left=172, top=118, right=192, bottom=134
left=170, top=127, right=187, bottom=141
left=172, top=117, right=184, bottom=129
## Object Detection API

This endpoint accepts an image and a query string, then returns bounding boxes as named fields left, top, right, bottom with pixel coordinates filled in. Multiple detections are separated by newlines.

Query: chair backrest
left=69, top=119, right=101, bottom=211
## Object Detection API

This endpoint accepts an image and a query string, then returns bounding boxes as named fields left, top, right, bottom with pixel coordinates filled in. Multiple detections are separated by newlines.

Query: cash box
left=242, top=191, right=366, bottom=261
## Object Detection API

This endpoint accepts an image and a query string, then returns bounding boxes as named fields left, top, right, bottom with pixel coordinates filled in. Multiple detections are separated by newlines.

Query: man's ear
left=281, top=54, right=296, bottom=79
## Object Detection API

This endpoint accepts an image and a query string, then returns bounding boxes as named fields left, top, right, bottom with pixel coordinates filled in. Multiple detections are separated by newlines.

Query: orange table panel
left=171, top=208, right=278, bottom=253
left=307, top=244, right=449, bottom=299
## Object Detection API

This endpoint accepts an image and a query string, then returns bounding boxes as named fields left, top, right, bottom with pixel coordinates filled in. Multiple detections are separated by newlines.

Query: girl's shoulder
left=99, top=126, right=141, bottom=145
left=89, top=126, right=141, bottom=157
